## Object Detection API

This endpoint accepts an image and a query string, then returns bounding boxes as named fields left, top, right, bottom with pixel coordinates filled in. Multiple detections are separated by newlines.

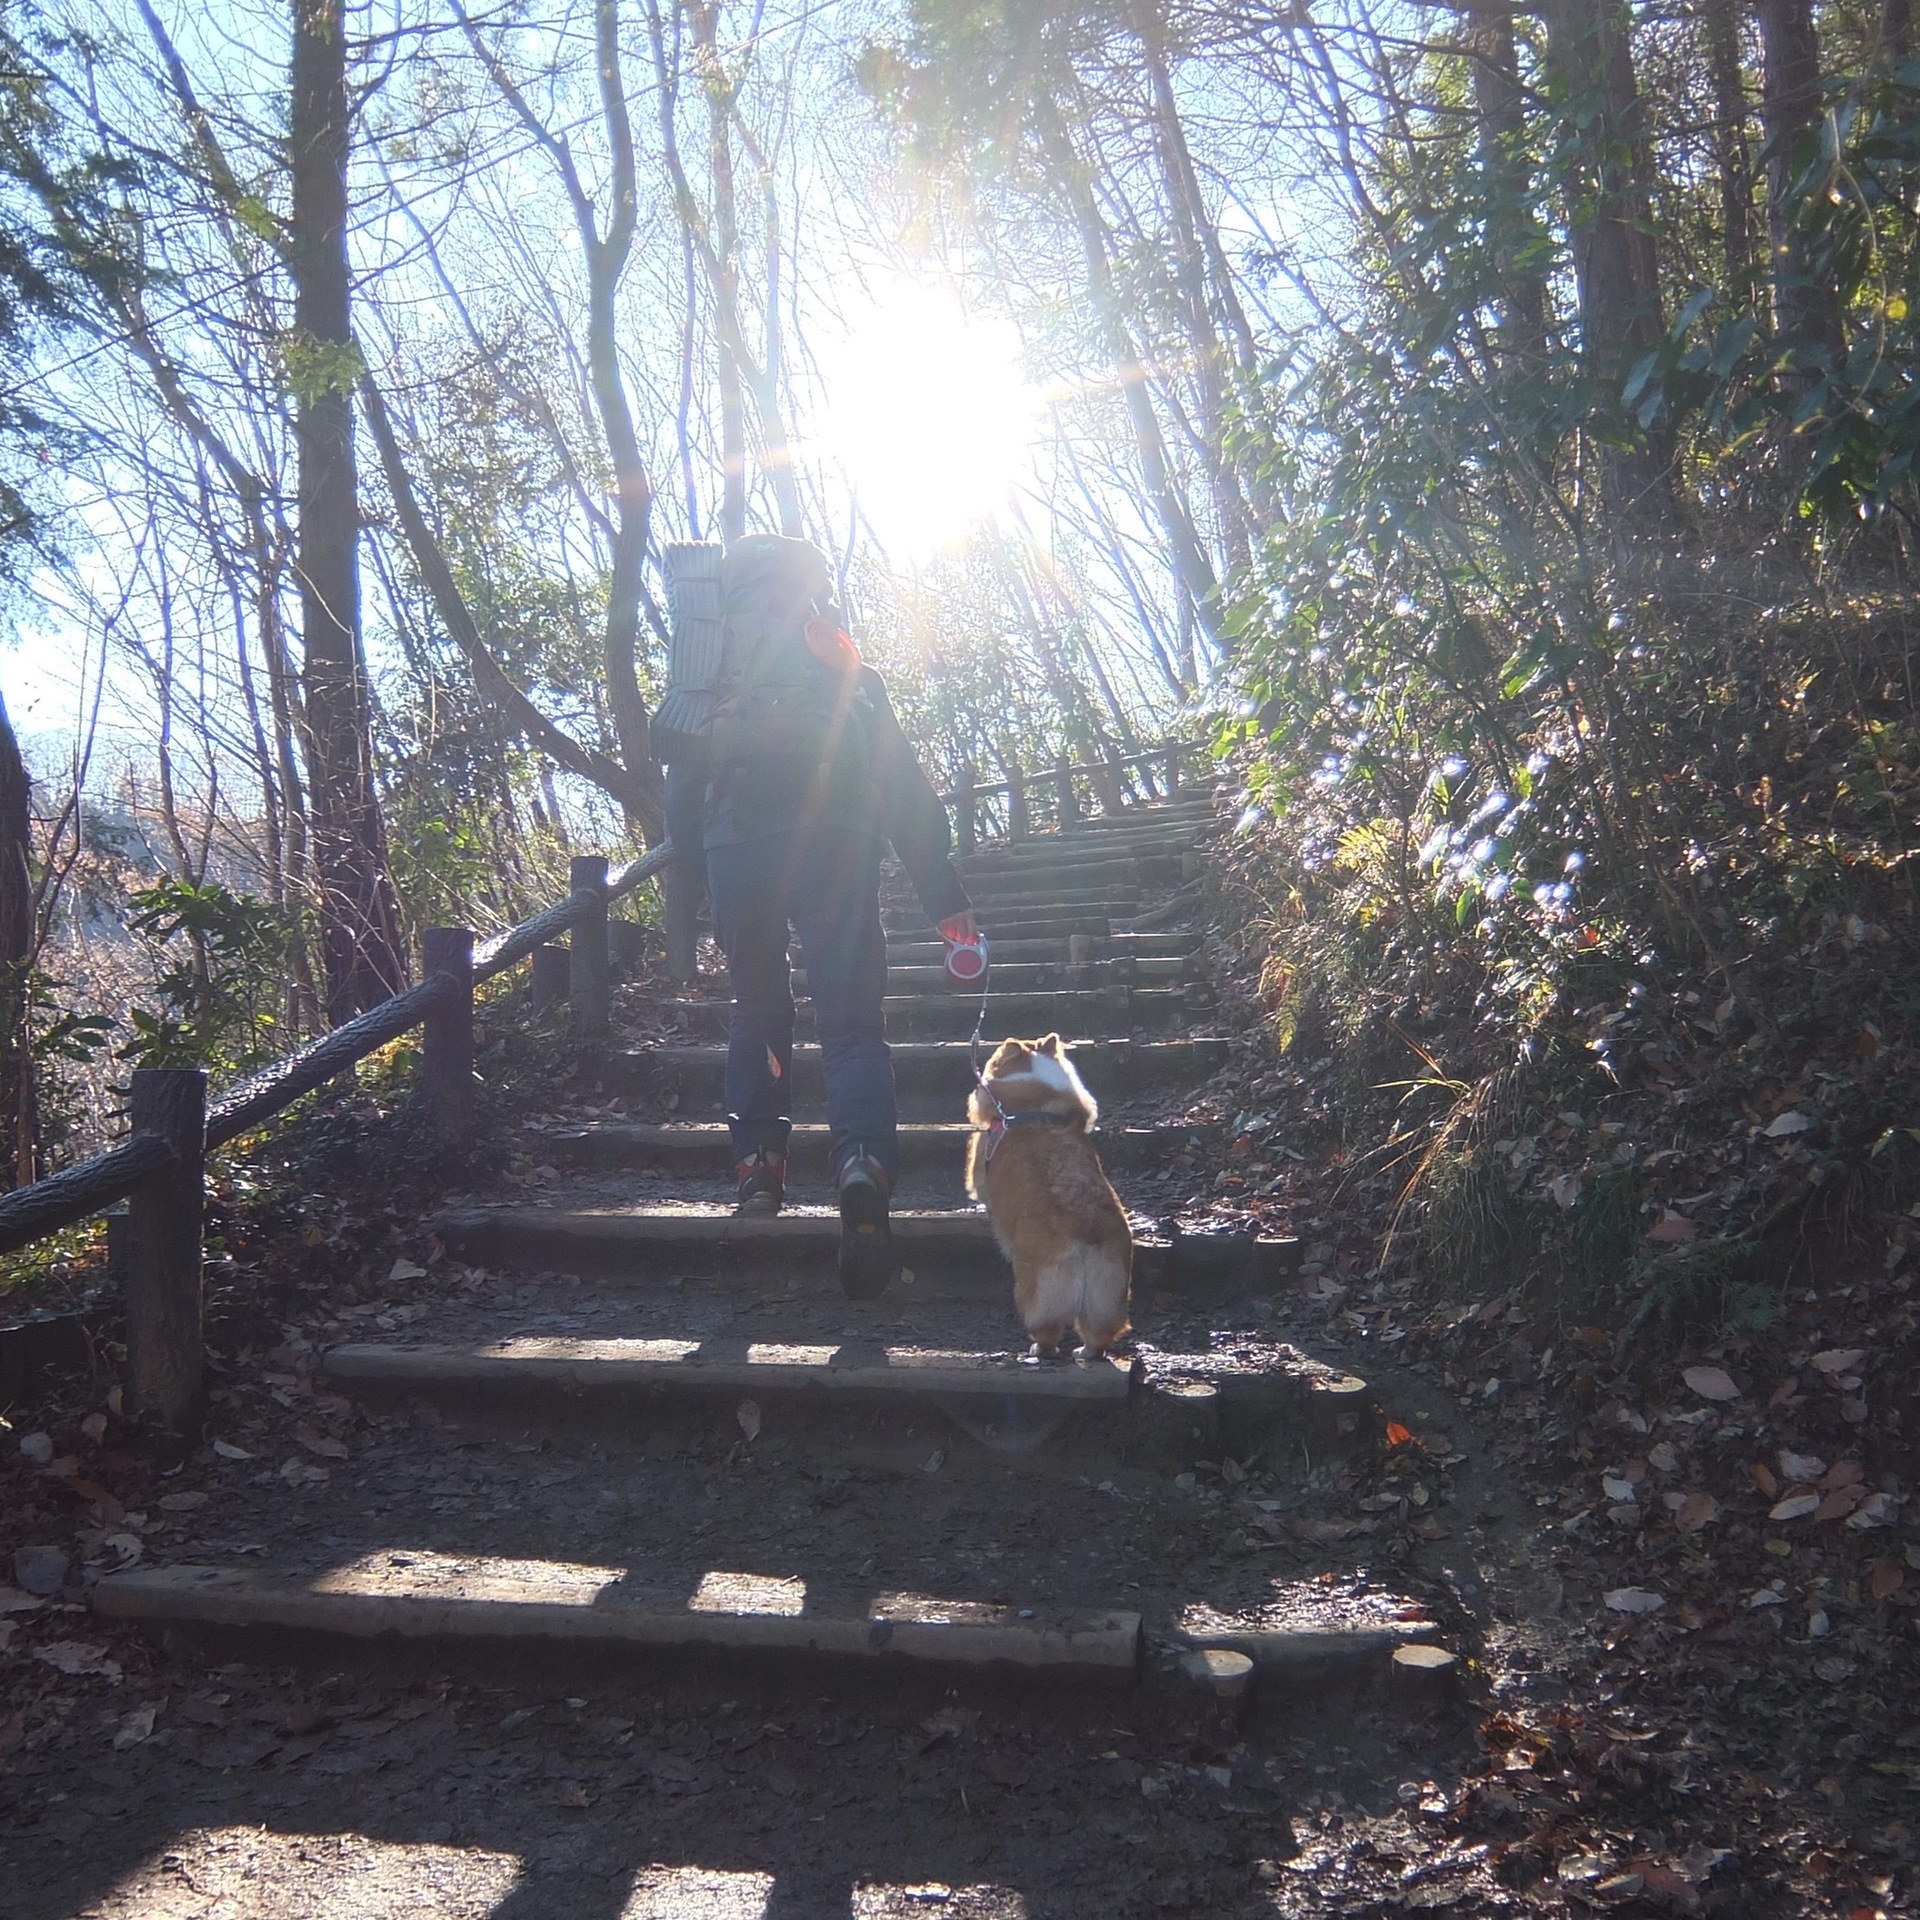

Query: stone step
left=796, top=956, right=1195, bottom=993
left=884, top=911, right=1117, bottom=943
left=650, top=986, right=1208, bottom=1042
left=323, top=1336, right=1138, bottom=1407
left=94, top=1555, right=1142, bottom=1680
left=430, top=1206, right=1301, bottom=1297
left=885, top=900, right=1139, bottom=937
left=887, top=882, right=1141, bottom=917
left=884, top=932, right=1199, bottom=966
left=596, top=1035, right=1228, bottom=1116
left=939, top=859, right=1173, bottom=900
left=531, top=1120, right=1193, bottom=1177
left=956, top=828, right=1211, bottom=869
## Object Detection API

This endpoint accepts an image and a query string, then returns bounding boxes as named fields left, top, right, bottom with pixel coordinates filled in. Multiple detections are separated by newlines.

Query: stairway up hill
left=95, top=789, right=1422, bottom=1705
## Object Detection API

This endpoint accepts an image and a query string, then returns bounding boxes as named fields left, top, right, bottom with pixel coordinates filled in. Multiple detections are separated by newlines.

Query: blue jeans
left=706, top=828, right=897, bottom=1183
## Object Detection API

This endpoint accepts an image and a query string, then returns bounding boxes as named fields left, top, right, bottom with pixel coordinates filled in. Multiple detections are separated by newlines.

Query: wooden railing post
left=1054, top=756, right=1079, bottom=829
left=954, top=765, right=976, bottom=855
left=421, top=927, right=475, bottom=1148
left=1097, top=751, right=1126, bottom=816
left=1007, top=768, right=1029, bottom=844
left=530, top=943, right=569, bottom=1012
left=125, top=1067, right=206, bottom=1433
left=1165, top=742, right=1183, bottom=799
left=570, top=855, right=611, bottom=1038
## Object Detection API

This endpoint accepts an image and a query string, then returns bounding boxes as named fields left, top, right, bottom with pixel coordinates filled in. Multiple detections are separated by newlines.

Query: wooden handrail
left=936, top=736, right=1206, bottom=808
left=0, top=738, right=1198, bottom=1422
left=0, top=839, right=680, bottom=1429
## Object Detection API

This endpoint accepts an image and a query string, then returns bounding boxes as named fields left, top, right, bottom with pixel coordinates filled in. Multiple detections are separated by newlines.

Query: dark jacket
left=675, top=665, right=972, bottom=928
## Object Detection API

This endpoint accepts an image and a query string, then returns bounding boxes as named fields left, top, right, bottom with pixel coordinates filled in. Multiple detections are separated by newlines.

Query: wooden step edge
left=1168, top=1618, right=1440, bottom=1677
left=615, top=1037, right=1231, bottom=1066
left=92, top=1555, right=1144, bottom=1675
left=323, top=1338, right=1137, bottom=1402
left=432, top=1207, right=996, bottom=1242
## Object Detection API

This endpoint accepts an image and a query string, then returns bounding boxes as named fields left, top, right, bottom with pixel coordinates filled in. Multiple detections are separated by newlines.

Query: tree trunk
left=1128, top=2, right=1256, bottom=558
left=1040, top=112, right=1225, bottom=651
left=289, top=0, right=407, bottom=1021
left=691, top=0, right=749, bottom=540
left=0, top=687, right=36, bottom=1188
left=1888, top=0, right=1913, bottom=62
left=1544, top=0, right=1675, bottom=527
left=1467, top=0, right=1550, bottom=357
left=1701, top=0, right=1757, bottom=310
left=1757, top=0, right=1844, bottom=361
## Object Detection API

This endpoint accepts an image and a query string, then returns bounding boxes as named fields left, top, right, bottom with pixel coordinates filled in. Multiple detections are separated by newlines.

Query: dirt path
left=3, top=800, right=1911, bottom=1917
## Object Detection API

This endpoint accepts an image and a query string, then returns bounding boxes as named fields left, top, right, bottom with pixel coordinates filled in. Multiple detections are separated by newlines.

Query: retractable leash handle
left=944, top=929, right=988, bottom=985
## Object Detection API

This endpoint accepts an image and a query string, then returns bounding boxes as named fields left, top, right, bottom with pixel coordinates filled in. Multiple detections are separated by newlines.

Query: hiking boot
left=835, top=1149, right=897, bottom=1300
left=734, top=1151, right=786, bottom=1217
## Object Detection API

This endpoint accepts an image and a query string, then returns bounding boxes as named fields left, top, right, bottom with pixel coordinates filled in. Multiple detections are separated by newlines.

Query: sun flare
left=810, top=282, right=1042, bottom=558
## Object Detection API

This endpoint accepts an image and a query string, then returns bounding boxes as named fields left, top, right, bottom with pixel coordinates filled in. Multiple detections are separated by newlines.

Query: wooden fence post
left=954, top=765, right=976, bottom=855
left=421, top=927, right=474, bottom=1148
left=125, top=1067, right=206, bottom=1433
left=1165, top=742, right=1183, bottom=799
left=1097, top=751, right=1126, bottom=815
left=1007, top=768, right=1029, bottom=844
left=530, top=943, right=569, bottom=1012
left=1054, top=757, right=1079, bottom=828
left=570, top=855, right=611, bottom=1038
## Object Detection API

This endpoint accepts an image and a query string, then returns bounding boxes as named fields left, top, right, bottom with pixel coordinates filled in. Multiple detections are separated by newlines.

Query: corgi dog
left=966, top=1034, right=1132, bottom=1361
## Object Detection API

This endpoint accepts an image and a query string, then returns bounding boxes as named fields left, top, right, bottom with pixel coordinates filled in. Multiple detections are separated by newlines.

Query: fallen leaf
left=278, top=1459, right=330, bottom=1487
left=1747, top=1586, right=1787, bottom=1607
left=553, top=1782, right=593, bottom=1809
left=1604, top=1587, right=1666, bottom=1614
left=1648, top=1210, right=1699, bottom=1244
left=111, top=1703, right=157, bottom=1750
left=293, top=1426, right=349, bottom=1461
left=1769, top=1492, right=1820, bottom=1521
left=157, top=1491, right=208, bottom=1513
left=1763, top=1111, right=1813, bottom=1138
left=1778, top=1450, right=1828, bottom=1482
left=210, top=1440, right=253, bottom=1461
left=17, top=1432, right=52, bottom=1465
left=1811, top=1347, right=1867, bottom=1376
left=1848, top=1492, right=1901, bottom=1530
left=80, top=1412, right=108, bottom=1444
left=1385, top=1421, right=1414, bottom=1447
left=1870, top=1559, right=1906, bottom=1600
left=1675, top=1491, right=1718, bottom=1533
left=736, top=1399, right=761, bottom=1442
left=1815, top=1485, right=1867, bottom=1523
left=1819, top=1458, right=1865, bottom=1491
left=1751, top=1461, right=1779, bottom=1498
left=923, top=1450, right=945, bottom=1474
left=1683, top=1366, right=1740, bottom=1402
left=1288, top=1516, right=1376, bottom=1543
left=0, top=1585, right=44, bottom=1614
left=1603, top=1475, right=1637, bottom=1502
left=35, top=1641, right=121, bottom=1680
left=388, top=1258, right=428, bottom=1282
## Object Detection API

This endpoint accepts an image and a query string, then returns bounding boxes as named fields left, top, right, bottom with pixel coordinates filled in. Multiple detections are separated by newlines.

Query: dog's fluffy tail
left=1027, top=1244, right=1131, bottom=1357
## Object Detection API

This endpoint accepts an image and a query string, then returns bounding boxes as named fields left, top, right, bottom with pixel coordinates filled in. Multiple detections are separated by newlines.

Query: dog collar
left=977, top=1094, right=1075, bottom=1166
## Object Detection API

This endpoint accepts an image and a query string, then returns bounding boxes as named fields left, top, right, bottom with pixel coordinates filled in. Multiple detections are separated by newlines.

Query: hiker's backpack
left=655, top=534, right=874, bottom=818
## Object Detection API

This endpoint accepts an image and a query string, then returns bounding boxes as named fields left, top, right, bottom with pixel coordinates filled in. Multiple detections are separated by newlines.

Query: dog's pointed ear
left=1039, top=1033, right=1062, bottom=1055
